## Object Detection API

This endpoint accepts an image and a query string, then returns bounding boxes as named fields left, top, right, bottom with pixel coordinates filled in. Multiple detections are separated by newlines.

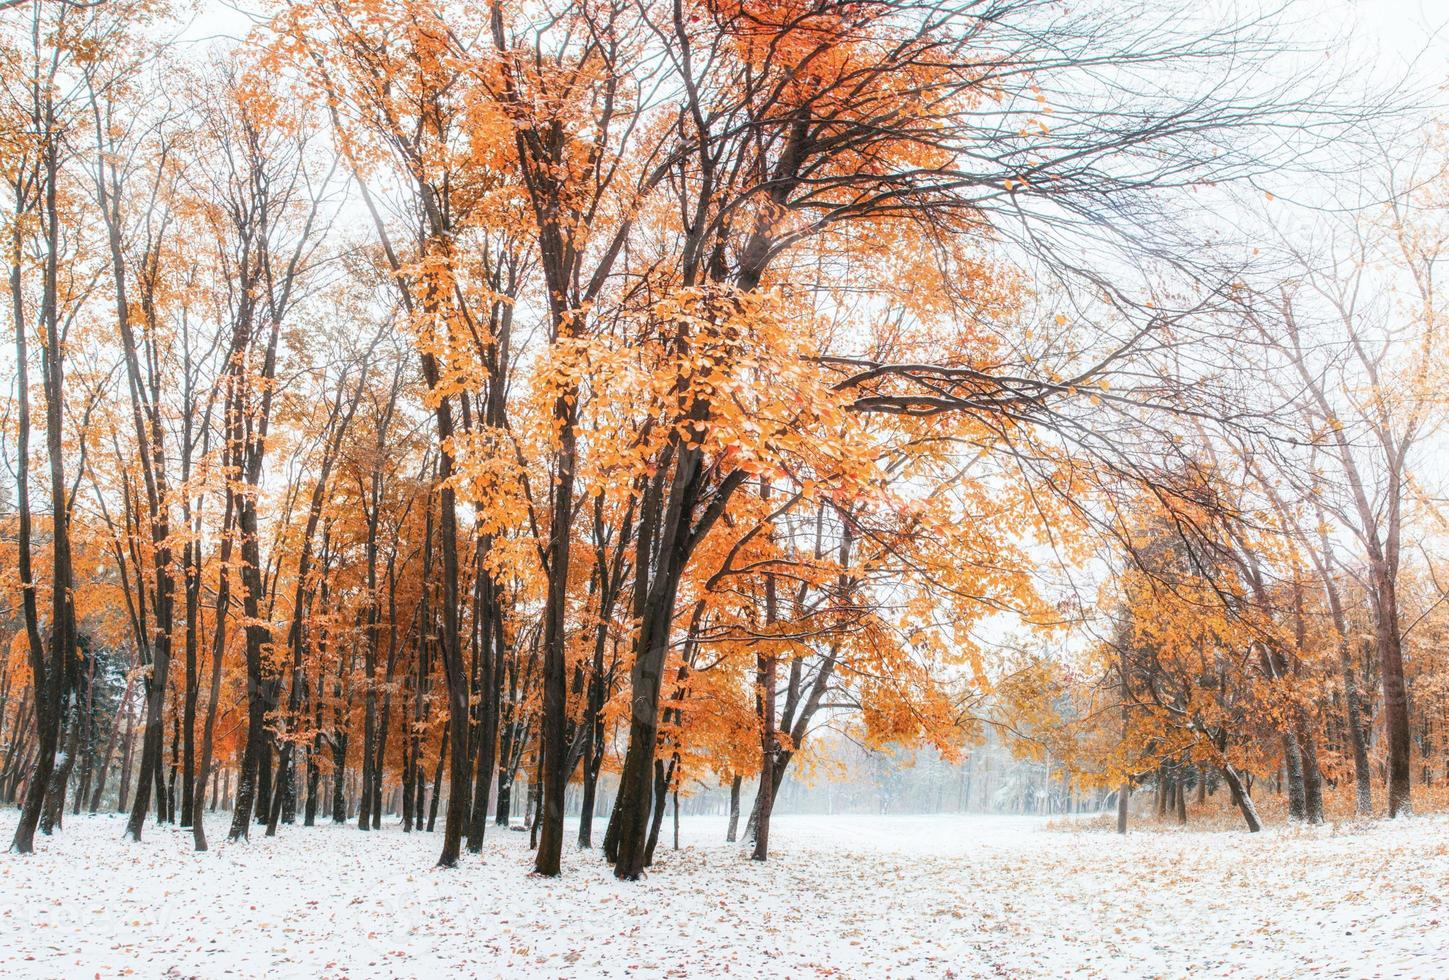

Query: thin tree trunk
left=427, top=727, right=447, bottom=833
left=1221, top=764, right=1262, bottom=832
left=726, top=774, right=742, bottom=843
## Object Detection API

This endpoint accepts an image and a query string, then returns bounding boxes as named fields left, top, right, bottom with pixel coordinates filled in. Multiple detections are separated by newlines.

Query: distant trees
left=1253, top=184, right=1447, bottom=820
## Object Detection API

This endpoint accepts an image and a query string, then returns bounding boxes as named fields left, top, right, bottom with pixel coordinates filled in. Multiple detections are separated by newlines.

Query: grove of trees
left=4, top=0, right=1446, bottom=880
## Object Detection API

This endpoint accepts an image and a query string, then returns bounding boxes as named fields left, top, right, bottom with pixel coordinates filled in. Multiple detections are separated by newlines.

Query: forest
left=2, top=0, right=1447, bottom=975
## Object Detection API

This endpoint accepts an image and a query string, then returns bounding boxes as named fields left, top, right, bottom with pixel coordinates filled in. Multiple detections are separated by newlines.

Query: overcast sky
left=181, top=0, right=1448, bottom=65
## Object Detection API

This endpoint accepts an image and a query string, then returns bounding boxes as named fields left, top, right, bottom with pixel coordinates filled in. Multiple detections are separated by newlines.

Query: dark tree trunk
left=427, top=728, right=447, bottom=832
left=644, top=757, right=671, bottom=866
left=1344, top=639, right=1374, bottom=815
left=255, top=725, right=275, bottom=827
left=467, top=549, right=501, bottom=853
left=180, top=536, right=201, bottom=829
left=1374, top=536, right=1413, bottom=818
left=12, top=139, right=75, bottom=855
left=306, top=741, right=322, bottom=826
left=534, top=394, right=576, bottom=877
left=495, top=716, right=515, bottom=826
left=332, top=735, right=348, bottom=824
left=281, top=754, right=297, bottom=825
left=1283, top=732, right=1307, bottom=822
left=1299, top=716, right=1324, bottom=825
left=575, top=746, right=600, bottom=849
left=73, top=653, right=97, bottom=816
left=402, top=735, right=416, bottom=834
left=752, top=649, right=777, bottom=862
left=42, top=681, right=81, bottom=834
left=116, top=700, right=136, bottom=814
left=228, top=491, right=272, bottom=842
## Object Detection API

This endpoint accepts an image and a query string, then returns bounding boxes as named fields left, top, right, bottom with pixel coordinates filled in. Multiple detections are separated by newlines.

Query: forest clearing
left=4, top=809, right=1446, bottom=978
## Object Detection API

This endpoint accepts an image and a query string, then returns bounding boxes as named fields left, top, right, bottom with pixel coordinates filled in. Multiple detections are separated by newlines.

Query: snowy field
left=1, top=810, right=1445, bottom=978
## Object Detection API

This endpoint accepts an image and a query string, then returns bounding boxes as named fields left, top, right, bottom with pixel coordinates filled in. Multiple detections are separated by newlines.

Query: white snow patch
left=1, top=810, right=1445, bottom=977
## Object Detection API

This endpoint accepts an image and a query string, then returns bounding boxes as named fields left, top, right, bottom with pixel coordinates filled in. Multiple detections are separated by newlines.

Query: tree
left=1241, top=154, right=1448, bottom=817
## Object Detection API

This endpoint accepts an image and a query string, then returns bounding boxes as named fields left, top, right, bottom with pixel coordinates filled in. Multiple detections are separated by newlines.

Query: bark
left=1174, top=767, right=1187, bottom=825
left=1117, top=636, right=1130, bottom=834
left=401, top=733, right=416, bottom=834
left=355, top=381, right=398, bottom=832
left=752, top=651, right=777, bottom=862
left=1221, top=764, right=1262, bottom=832
left=116, top=698, right=136, bottom=814
left=610, top=451, right=748, bottom=879
left=426, top=383, right=472, bottom=867
left=1282, top=732, right=1307, bottom=822
left=192, top=493, right=235, bottom=852
left=369, top=555, right=402, bottom=832
left=644, top=756, right=674, bottom=866
left=304, top=737, right=321, bottom=827
left=1344, top=639, right=1374, bottom=815
left=427, top=726, right=447, bottom=833
left=42, top=677, right=81, bottom=833
left=1309, top=516, right=1374, bottom=816
left=494, top=754, right=513, bottom=826
left=575, top=742, right=601, bottom=849
left=227, top=500, right=271, bottom=842
left=1373, top=565, right=1413, bottom=817
left=752, top=554, right=779, bottom=862
left=1298, top=715, right=1325, bottom=825
left=73, top=653, right=97, bottom=815
left=179, top=536, right=201, bottom=829
left=11, top=132, right=73, bottom=855
left=331, top=732, right=348, bottom=824
left=574, top=496, right=630, bottom=851
left=467, top=537, right=502, bottom=853
left=533, top=391, right=576, bottom=876
left=725, top=774, right=742, bottom=843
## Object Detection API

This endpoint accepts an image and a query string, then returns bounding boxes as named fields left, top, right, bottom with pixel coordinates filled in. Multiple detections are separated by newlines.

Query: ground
left=1, top=809, right=1445, bottom=978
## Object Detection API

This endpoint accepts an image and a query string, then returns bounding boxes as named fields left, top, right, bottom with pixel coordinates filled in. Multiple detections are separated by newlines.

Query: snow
left=1, top=810, right=1445, bottom=978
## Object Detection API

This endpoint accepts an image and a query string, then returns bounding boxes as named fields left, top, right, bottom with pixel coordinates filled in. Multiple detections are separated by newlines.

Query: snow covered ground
left=1, top=809, right=1445, bottom=978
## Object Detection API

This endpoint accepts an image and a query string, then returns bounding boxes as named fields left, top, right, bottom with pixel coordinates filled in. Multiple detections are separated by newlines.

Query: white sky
left=176, top=0, right=1449, bottom=66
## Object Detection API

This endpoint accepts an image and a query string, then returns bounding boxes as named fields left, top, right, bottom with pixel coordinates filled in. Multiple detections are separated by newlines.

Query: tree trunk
left=180, top=537, right=201, bottom=829
left=402, top=738, right=416, bottom=834
left=1221, top=764, right=1262, bottom=832
left=534, top=392, right=577, bottom=877
left=1344, top=638, right=1374, bottom=816
left=42, top=683, right=81, bottom=834
left=726, top=774, right=742, bottom=842
left=1298, top=715, right=1324, bottom=825
left=12, top=138, right=78, bottom=855
left=752, top=652, right=777, bottom=862
left=427, top=729, right=446, bottom=833
left=1282, top=732, right=1307, bottom=822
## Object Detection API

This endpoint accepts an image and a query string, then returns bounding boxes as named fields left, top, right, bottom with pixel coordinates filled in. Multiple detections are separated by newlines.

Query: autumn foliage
left=2, top=0, right=1445, bottom=880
